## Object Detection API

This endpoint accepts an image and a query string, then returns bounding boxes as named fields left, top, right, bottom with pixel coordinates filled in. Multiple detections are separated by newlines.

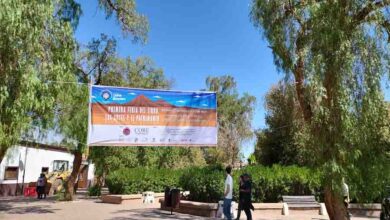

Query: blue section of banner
left=91, top=85, right=217, bottom=110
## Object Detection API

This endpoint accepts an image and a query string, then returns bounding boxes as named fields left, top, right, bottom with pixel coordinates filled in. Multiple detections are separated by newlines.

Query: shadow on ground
left=109, top=209, right=216, bottom=220
left=6, top=205, right=60, bottom=214
left=0, top=196, right=57, bottom=204
left=0, top=196, right=59, bottom=215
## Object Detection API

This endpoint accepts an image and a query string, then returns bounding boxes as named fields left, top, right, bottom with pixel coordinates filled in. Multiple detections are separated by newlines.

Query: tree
left=254, top=82, right=306, bottom=166
left=0, top=0, right=76, bottom=163
left=251, top=1, right=390, bottom=219
left=55, top=0, right=150, bottom=200
left=205, top=75, right=256, bottom=165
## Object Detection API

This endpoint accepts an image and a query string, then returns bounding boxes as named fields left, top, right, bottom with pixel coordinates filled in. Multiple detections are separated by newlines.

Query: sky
left=74, top=0, right=390, bottom=157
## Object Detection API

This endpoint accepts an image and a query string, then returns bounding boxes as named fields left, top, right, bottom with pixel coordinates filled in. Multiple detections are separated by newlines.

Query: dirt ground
left=0, top=196, right=379, bottom=220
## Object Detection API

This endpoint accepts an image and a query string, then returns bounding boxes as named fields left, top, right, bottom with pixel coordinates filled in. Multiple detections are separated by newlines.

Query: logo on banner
left=134, top=128, right=149, bottom=135
left=123, top=127, right=131, bottom=136
left=101, top=90, right=112, bottom=100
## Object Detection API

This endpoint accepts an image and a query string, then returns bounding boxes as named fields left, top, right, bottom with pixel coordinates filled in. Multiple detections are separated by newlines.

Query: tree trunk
left=0, top=146, right=7, bottom=164
left=324, top=186, right=348, bottom=220
left=63, top=150, right=82, bottom=201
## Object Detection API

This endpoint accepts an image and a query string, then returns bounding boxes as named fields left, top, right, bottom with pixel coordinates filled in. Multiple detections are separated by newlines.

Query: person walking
left=236, top=175, right=245, bottom=220
left=342, top=178, right=351, bottom=219
left=236, top=174, right=253, bottom=220
left=223, top=166, right=233, bottom=220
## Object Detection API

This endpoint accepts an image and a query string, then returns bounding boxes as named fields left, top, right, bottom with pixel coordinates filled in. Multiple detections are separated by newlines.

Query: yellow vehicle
left=45, top=171, right=71, bottom=195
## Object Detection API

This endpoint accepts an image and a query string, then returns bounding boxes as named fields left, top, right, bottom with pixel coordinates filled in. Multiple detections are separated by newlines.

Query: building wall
left=0, top=145, right=94, bottom=196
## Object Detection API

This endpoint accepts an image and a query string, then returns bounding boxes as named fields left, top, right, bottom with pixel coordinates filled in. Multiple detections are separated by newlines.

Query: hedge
left=106, top=165, right=322, bottom=202
left=106, top=167, right=183, bottom=194
left=179, top=165, right=225, bottom=202
left=179, top=165, right=322, bottom=203
left=236, top=165, right=322, bottom=202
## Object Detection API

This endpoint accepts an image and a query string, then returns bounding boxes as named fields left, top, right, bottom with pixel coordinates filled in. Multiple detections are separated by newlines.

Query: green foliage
left=89, top=146, right=206, bottom=178
left=254, top=82, right=307, bottom=166
left=205, top=76, right=256, bottom=165
left=87, top=185, right=102, bottom=197
left=106, top=168, right=183, bottom=194
left=98, top=0, right=149, bottom=43
left=236, top=165, right=322, bottom=203
left=251, top=0, right=390, bottom=207
left=247, top=153, right=257, bottom=165
left=179, top=165, right=321, bottom=203
left=179, top=165, right=225, bottom=202
left=0, top=0, right=76, bottom=160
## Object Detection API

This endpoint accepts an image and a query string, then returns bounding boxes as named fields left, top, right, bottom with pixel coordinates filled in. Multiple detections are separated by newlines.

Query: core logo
left=134, top=128, right=149, bottom=135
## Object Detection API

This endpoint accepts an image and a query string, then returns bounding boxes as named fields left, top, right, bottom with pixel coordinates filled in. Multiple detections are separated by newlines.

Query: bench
left=282, top=195, right=326, bottom=216
left=282, top=195, right=320, bottom=209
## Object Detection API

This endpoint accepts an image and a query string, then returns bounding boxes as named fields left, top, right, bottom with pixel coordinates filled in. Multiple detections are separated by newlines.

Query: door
left=77, top=165, right=88, bottom=189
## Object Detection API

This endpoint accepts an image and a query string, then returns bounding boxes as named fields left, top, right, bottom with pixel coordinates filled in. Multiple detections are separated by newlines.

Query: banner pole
left=86, top=75, right=94, bottom=147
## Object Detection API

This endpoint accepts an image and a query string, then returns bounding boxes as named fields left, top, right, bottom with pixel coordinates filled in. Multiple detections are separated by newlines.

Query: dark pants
left=236, top=202, right=252, bottom=220
left=36, top=186, right=45, bottom=199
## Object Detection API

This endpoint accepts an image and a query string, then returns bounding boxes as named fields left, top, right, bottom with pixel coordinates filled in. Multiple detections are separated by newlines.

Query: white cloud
left=202, top=104, right=208, bottom=106
left=177, top=100, right=185, bottom=103
left=153, top=95, right=162, bottom=99
left=194, top=95, right=201, bottom=98
left=129, top=92, right=136, bottom=95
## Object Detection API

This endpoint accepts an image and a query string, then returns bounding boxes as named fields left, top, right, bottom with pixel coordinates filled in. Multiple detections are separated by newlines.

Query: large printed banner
left=87, top=85, right=217, bottom=146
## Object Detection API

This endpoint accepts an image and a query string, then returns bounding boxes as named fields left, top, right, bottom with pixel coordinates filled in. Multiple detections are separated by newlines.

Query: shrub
left=106, top=168, right=183, bottom=194
left=235, top=165, right=322, bottom=202
left=87, top=185, right=101, bottom=196
left=179, top=165, right=225, bottom=202
left=179, top=165, right=321, bottom=203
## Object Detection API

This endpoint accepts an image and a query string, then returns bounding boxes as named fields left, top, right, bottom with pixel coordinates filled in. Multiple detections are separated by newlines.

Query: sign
left=87, top=85, right=217, bottom=146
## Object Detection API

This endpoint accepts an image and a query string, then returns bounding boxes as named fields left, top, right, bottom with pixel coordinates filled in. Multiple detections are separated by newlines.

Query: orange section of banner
left=91, top=103, right=217, bottom=127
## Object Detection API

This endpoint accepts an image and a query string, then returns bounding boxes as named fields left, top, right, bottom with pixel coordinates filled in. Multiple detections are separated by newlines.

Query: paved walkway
left=0, top=196, right=378, bottom=220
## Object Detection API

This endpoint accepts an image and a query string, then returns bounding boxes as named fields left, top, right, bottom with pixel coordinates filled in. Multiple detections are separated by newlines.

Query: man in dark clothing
left=236, top=174, right=253, bottom=220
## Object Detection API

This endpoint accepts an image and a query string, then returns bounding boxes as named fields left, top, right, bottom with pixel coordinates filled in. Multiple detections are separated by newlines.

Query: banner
left=87, top=85, right=217, bottom=146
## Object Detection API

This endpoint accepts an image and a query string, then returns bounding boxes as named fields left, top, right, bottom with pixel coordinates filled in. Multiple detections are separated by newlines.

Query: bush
left=87, top=185, right=101, bottom=196
left=106, top=168, right=183, bottom=194
left=236, top=165, right=322, bottom=202
left=179, top=165, right=225, bottom=202
left=106, top=165, right=322, bottom=202
left=179, top=165, right=321, bottom=203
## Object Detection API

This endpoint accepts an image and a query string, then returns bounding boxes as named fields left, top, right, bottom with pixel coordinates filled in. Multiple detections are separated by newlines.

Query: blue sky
left=75, top=0, right=390, bottom=157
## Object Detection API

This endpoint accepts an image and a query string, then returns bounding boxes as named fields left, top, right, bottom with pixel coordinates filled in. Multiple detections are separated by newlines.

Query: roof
left=19, top=141, right=70, bottom=153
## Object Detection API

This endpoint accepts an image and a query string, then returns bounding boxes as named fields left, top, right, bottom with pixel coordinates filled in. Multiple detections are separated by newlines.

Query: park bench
left=282, top=195, right=320, bottom=209
left=282, top=195, right=327, bottom=216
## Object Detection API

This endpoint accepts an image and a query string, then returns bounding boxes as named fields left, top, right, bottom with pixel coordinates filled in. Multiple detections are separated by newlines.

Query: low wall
left=160, top=199, right=219, bottom=217
left=101, top=193, right=164, bottom=204
left=349, top=203, right=381, bottom=217
left=159, top=199, right=381, bottom=218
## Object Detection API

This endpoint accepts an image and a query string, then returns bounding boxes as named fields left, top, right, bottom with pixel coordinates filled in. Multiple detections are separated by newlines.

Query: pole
left=21, top=147, right=28, bottom=194
left=86, top=74, right=93, bottom=149
left=15, top=153, right=21, bottom=196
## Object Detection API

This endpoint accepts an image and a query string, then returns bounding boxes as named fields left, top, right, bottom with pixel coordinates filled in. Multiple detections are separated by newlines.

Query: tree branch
left=105, top=0, right=118, bottom=11
left=352, top=0, right=390, bottom=25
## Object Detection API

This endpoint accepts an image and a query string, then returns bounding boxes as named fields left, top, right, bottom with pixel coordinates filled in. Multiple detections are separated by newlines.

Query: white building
left=0, top=142, right=94, bottom=196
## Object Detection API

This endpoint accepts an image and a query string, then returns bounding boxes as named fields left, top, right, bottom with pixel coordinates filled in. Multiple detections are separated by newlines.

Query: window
left=41, top=167, right=49, bottom=174
left=53, top=160, right=69, bottom=172
left=4, top=167, right=18, bottom=180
